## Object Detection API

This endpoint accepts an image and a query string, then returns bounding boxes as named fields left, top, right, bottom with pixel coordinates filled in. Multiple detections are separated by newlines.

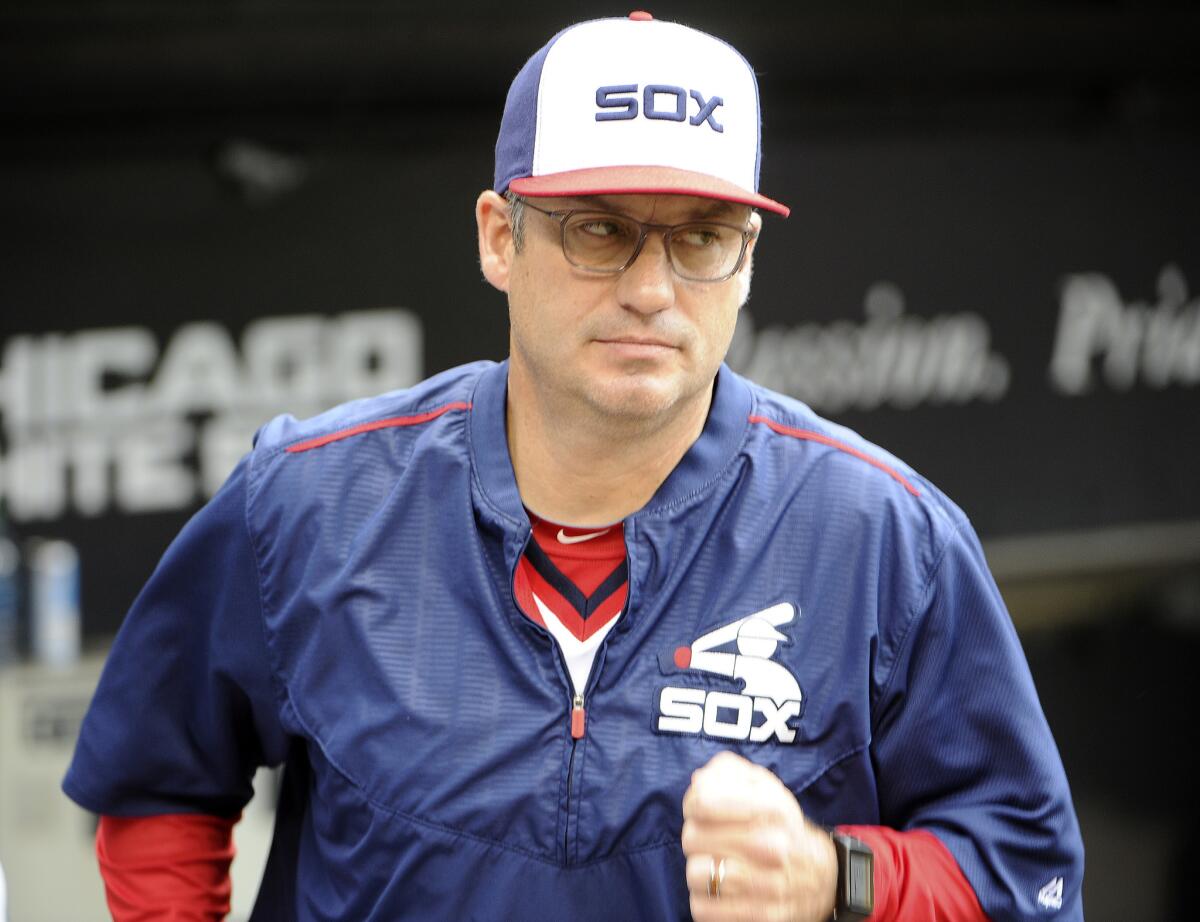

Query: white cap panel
left=531, top=19, right=759, bottom=192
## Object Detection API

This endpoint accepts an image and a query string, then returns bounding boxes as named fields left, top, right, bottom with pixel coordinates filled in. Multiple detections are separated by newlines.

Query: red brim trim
left=509, top=166, right=790, bottom=217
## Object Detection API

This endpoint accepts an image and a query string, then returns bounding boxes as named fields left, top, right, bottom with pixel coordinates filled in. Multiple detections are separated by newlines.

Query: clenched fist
left=681, top=751, right=838, bottom=922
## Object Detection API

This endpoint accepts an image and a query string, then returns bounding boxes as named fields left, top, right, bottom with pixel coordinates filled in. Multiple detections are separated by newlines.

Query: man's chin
left=582, top=373, right=700, bottom=423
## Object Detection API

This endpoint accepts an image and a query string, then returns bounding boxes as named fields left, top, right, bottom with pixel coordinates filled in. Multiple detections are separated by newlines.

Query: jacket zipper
left=564, top=691, right=585, bottom=858
left=508, top=532, right=591, bottom=864
left=570, top=692, right=586, bottom=740
left=560, top=528, right=635, bottom=863
left=509, top=526, right=633, bottom=865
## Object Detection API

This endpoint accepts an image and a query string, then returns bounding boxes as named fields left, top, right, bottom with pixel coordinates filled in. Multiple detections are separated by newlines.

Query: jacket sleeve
left=63, top=454, right=289, bottom=818
left=871, top=516, right=1085, bottom=921
left=839, top=824, right=987, bottom=921
left=96, top=813, right=237, bottom=920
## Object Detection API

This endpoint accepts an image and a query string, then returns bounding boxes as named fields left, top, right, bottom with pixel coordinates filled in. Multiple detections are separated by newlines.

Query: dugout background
left=1, top=1, right=1198, bottom=918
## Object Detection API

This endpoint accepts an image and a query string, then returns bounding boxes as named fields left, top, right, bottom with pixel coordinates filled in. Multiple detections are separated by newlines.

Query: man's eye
left=676, top=226, right=722, bottom=248
left=576, top=219, right=627, bottom=238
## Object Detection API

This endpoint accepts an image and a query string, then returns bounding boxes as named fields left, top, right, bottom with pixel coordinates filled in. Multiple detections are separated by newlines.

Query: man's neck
left=506, top=372, right=713, bottom=526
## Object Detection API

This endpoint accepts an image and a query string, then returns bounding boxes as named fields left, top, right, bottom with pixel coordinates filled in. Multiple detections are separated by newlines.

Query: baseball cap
left=494, top=11, right=790, bottom=217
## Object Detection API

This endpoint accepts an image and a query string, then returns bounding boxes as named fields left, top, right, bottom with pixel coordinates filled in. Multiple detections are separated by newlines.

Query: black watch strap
left=830, top=831, right=874, bottom=920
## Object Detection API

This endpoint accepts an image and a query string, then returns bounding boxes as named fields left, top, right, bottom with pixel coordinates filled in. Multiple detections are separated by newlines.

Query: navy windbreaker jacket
left=64, top=360, right=1084, bottom=920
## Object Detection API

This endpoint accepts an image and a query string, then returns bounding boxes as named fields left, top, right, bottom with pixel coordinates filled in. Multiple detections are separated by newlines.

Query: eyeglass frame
left=513, top=197, right=758, bottom=283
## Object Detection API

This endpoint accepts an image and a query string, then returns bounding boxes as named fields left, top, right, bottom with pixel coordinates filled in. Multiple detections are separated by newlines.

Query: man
left=64, top=12, right=1084, bottom=921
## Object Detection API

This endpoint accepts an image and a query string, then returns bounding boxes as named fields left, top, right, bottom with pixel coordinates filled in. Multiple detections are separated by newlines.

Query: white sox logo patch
left=655, top=602, right=803, bottom=744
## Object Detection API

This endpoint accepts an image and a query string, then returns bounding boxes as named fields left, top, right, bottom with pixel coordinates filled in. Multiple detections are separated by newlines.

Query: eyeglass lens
left=561, top=213, right=744, bottom=281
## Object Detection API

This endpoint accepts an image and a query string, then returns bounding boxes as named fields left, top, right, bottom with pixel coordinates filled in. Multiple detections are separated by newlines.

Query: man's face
left=503, top=193, right=759, bottom=425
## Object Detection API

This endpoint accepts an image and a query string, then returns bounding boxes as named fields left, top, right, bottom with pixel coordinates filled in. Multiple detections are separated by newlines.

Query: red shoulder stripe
left=285, top=401, right=472, bottom=454
left=748, top=415, right=921, bottom=498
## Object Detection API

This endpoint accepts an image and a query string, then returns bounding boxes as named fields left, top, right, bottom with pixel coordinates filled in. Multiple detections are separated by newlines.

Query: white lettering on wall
left=1049, top=264, right=1200, bottom=394
left=0, top=309, right=423, bottom=521
left=728, top=281, right=1010, bottom=413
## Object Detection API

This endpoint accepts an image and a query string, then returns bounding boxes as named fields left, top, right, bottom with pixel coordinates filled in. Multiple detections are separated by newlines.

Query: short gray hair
left=504, top=190, right=527, bottom=252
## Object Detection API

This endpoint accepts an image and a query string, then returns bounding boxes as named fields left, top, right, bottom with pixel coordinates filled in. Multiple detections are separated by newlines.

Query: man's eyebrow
left=564, top=195, right=621, bottom=211
left=569, top=195, right=748, bottom=220
left=691, top=200, right=747, bottom=220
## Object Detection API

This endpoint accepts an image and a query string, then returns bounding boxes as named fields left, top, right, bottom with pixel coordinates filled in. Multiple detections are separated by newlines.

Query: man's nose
left=616, top=231, right=675, bottom=314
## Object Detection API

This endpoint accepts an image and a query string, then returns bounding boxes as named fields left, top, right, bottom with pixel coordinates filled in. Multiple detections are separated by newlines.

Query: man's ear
left=736, top=211, right=763, bottom=308
left=477, top=190, right=514, bottom=293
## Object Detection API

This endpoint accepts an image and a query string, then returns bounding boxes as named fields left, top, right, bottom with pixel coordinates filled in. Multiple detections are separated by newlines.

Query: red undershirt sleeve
left=96, top=813, right=237, bottom=921
left=837, top=824, right=988, bottom=922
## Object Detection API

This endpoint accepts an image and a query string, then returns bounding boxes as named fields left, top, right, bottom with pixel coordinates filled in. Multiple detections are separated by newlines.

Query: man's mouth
left=595, top=336, right=677, bottom=350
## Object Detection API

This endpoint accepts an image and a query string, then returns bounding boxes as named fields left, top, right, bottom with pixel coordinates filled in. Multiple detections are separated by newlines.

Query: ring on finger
left=707, top=857, right=727, bottom=898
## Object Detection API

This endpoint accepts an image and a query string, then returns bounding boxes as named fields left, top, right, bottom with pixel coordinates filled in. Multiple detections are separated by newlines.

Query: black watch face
left=846, top=849, right=873, bottom=913
left=834, top=834, right=874, bottom=917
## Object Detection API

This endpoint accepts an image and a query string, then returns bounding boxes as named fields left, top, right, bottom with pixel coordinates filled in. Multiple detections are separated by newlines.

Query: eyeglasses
left=516, top=199, right=756, bottom=283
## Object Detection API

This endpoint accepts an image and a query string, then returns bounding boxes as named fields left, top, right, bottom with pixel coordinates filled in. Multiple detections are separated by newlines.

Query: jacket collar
left=468, top=360, right=752, bottom=528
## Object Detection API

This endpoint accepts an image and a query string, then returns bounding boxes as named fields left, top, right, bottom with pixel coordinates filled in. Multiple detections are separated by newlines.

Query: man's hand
left=681, top=751, right=838, bottom=922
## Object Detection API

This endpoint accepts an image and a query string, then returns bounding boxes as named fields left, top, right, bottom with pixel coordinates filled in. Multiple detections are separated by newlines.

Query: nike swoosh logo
left=556, top=528, right=610, bottom=545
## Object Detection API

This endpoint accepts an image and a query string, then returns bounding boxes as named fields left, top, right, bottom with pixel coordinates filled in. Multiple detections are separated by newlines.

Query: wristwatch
left=830, top=831, right=874, bottom=920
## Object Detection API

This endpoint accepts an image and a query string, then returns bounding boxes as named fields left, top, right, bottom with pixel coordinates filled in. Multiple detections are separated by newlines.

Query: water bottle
left=29, top=539, right=81, bottom=669
left=0, top=535, right=18, bottom=666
